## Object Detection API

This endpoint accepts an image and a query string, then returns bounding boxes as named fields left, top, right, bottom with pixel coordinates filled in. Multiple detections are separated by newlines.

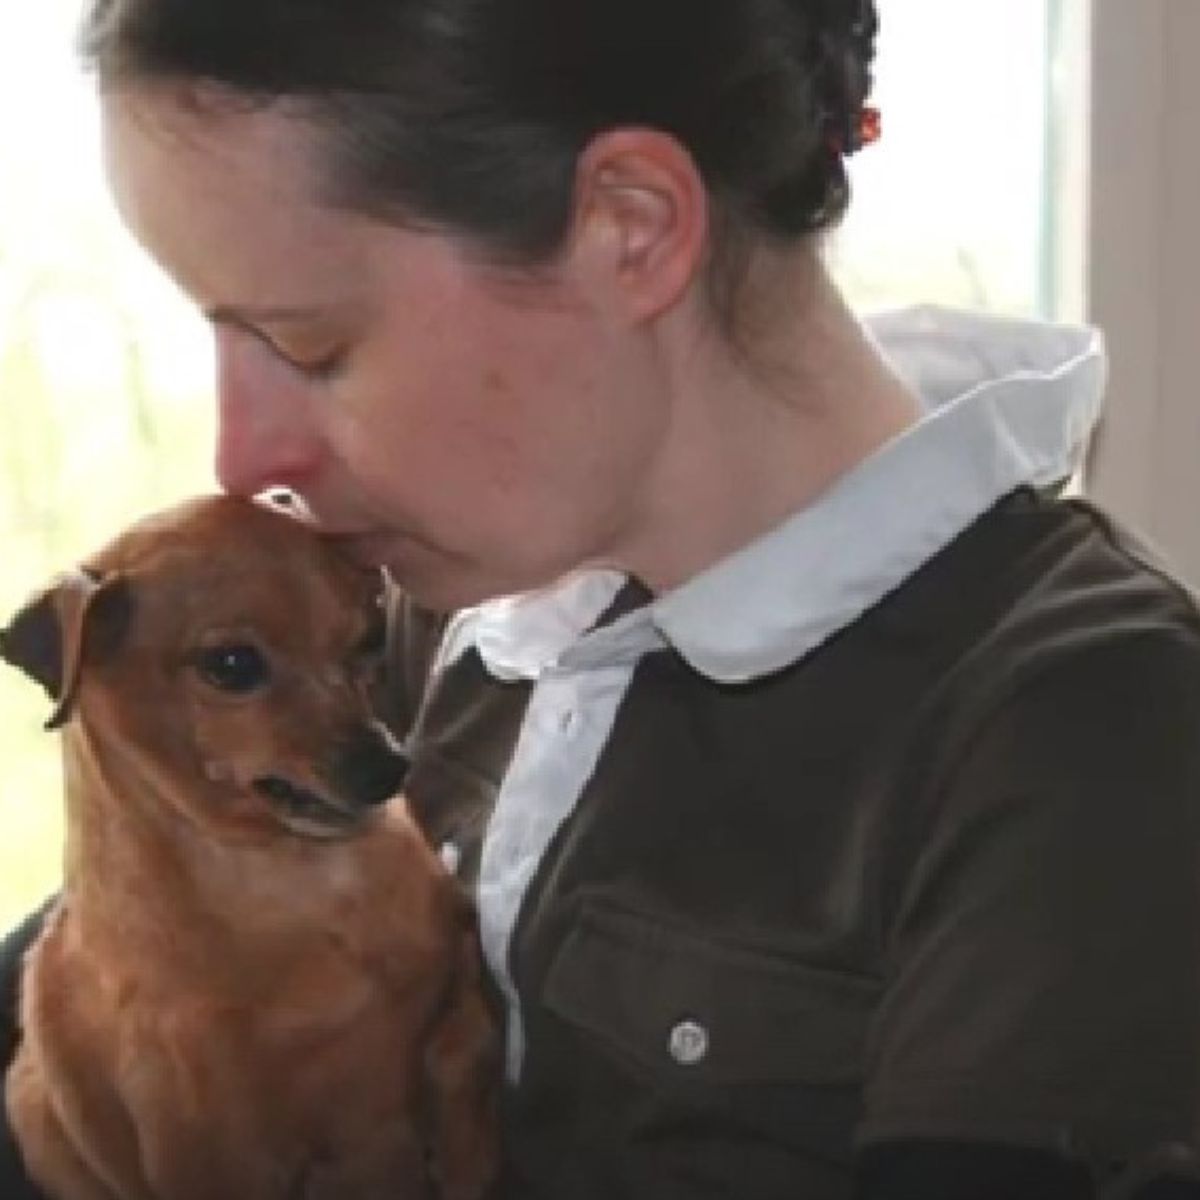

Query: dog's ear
left=0, top=570, right=133, bottom=731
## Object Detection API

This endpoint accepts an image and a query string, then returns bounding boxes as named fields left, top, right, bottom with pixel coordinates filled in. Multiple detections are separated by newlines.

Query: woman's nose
left=213, top=328, right=324, bottom=497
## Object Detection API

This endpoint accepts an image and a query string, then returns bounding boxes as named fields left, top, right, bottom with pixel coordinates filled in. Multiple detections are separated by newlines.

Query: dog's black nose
left=329, top=725, right=410, bottom=808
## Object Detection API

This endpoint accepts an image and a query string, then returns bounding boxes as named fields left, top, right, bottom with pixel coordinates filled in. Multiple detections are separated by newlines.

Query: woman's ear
left=568, top=128, right=710, bottom=324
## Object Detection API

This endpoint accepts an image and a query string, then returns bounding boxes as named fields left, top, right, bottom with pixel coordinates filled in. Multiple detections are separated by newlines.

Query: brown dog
left=0, top=494, right=497, bottom=1200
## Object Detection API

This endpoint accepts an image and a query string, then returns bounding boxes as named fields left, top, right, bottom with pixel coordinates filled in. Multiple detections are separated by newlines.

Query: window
left=831, top=0, right=1088, bottom=321
left=0, top=0, right=1089, bottom=925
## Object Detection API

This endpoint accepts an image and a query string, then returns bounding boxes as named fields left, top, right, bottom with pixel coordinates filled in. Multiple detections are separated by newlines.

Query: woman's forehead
left=101, top=86, right=318, bottom=205
left=100, top=88, right=372, bottom=310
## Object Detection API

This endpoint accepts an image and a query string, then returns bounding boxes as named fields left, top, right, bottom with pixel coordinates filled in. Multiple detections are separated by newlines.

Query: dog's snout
left=330, top=725, right=409, bottom=809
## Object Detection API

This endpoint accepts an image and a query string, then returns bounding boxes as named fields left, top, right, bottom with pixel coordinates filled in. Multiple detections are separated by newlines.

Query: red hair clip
left=828, top=105, right=882, bottom=157
left=856, top=105, right=882, bottom=151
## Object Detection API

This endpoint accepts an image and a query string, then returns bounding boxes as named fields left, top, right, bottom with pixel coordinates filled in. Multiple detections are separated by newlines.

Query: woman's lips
left=250, top=492, right=405, bottom=567
left=253, top=490, right=369, bottom=537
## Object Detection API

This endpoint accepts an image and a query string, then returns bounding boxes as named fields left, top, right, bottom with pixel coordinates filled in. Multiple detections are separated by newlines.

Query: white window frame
left=1084, top=0, right=1200, bottom=587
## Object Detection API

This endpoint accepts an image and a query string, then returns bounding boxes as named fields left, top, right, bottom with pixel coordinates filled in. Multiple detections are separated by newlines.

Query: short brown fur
left=1, top=495, right=498, bottom=1200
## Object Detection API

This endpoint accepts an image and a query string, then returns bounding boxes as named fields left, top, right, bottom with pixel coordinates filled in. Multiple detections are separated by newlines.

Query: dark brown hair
left=82, top=0, right=877, bottom=278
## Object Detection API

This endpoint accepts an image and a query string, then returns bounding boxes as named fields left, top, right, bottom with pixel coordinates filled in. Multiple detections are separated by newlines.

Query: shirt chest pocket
left=541, top=901, right=880, bottom=1088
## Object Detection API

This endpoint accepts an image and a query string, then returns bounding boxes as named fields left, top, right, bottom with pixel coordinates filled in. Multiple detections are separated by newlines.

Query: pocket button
left=667, top=1019, right=709, bottom=1066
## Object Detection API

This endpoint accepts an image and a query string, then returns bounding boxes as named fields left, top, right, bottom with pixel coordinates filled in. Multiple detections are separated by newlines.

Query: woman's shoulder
left=884, top=486, right=1200, bottom=710
left=872, top=486, right=1200, bottom=827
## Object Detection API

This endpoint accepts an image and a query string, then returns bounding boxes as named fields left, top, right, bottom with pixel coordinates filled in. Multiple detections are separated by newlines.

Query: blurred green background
left=1, top=2, right=215, bottom=927
left=0, top=287, right=212, bottom=927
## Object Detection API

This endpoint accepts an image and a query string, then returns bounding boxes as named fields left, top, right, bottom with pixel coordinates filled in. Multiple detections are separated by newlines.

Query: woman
left=2, top=0, right=1198, bottom=1196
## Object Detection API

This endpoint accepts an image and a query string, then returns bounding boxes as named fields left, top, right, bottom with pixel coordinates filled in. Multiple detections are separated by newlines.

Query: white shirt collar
left=441, top=305, right=1106, bottom=684
left=443, top=568, right=628, bottom=683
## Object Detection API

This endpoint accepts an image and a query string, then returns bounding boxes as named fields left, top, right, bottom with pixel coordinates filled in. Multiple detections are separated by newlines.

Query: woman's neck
left=615, top=256, right=920, bottom=594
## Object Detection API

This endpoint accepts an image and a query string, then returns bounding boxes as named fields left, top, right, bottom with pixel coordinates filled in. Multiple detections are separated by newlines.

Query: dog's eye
left=193, top=644, right=270, bottom=694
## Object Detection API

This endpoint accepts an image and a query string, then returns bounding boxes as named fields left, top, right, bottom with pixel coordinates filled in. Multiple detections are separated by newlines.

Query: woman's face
left=102, top=88, right=672, bottom=609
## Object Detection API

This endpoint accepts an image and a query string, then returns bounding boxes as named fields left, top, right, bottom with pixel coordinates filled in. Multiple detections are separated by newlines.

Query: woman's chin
left=338, top=529, right=564, bottom=610
left=347, top=537, right=485, bottom=608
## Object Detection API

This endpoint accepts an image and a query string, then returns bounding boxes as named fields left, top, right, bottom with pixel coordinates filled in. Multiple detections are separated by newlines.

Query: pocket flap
left=543, top=902, right=879, bottom=1086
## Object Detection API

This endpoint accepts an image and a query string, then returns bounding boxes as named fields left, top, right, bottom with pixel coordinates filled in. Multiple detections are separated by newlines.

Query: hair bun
left=810, top=0, right=879, bottom=156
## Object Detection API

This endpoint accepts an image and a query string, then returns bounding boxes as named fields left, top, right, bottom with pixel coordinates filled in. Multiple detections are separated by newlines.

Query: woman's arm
left=859, top=626, right=1200, bottom=1196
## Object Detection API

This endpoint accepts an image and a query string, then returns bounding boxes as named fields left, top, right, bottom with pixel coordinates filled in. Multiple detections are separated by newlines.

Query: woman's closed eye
left=268, top=338, right=349, bottom=382
left=208, top=310, right=353, bottom=384
left=288, top=350, right=348, bottom=382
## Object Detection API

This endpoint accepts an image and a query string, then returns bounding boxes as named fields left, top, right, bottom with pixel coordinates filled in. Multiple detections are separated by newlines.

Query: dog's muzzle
left=253, top=724, right=409, bottom=836
left=253, top=776, right=352, bottom=829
